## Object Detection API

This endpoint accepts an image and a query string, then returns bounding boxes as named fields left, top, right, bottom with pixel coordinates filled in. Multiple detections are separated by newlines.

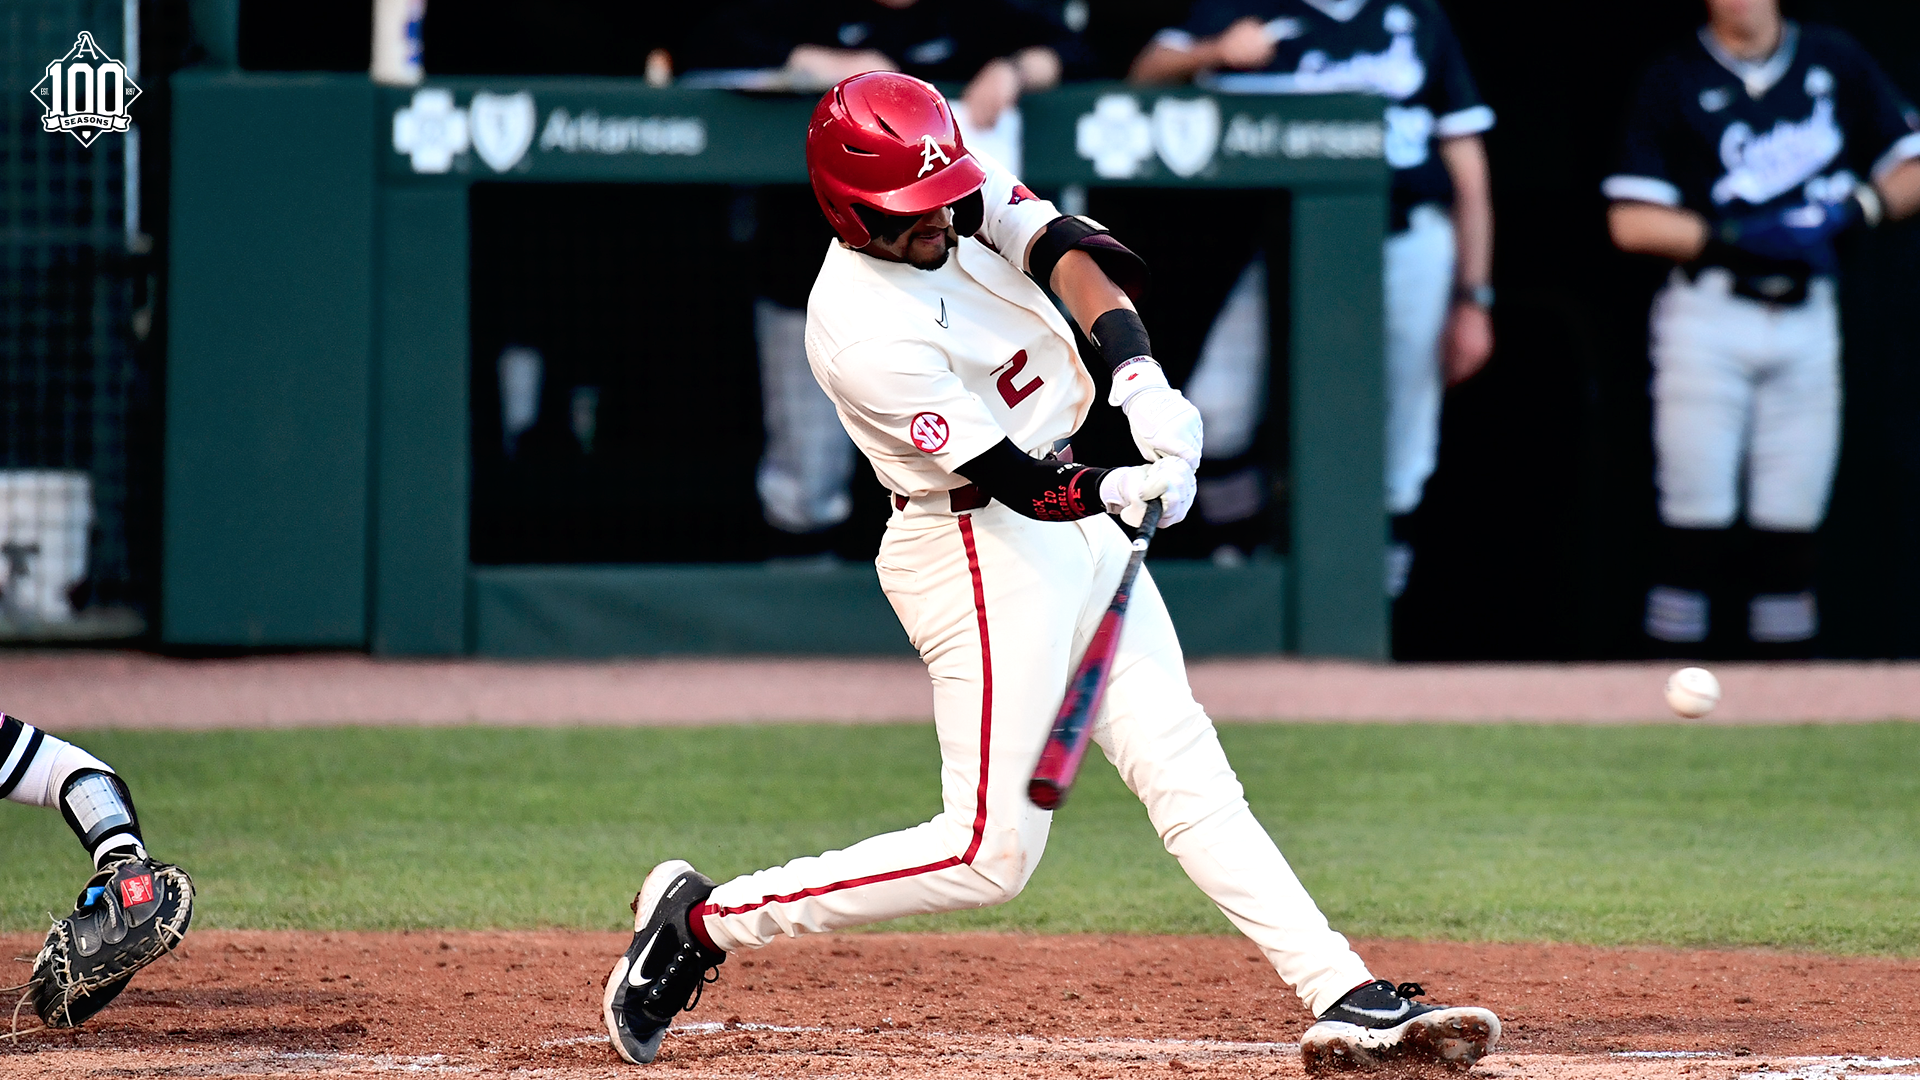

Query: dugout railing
left=162, top=74, right=1388, bottom=658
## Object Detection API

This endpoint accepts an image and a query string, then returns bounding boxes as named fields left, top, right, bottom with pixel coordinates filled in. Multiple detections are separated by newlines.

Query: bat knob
left=1027, top=779, right=1065, bottom=811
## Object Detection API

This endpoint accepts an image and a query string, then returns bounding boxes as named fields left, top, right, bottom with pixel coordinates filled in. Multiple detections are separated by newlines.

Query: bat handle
left=1138, top=497, right=1165, bottom=541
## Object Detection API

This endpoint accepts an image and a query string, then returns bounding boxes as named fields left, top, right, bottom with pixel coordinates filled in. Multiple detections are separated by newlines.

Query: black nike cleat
left=602, top=860, right=726, bottom=1065
left=1301, top=979, right=1501, bottom=1073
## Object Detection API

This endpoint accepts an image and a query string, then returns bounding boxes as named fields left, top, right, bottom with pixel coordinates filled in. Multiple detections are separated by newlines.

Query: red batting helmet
left=806, top=72, right=988, bottom=248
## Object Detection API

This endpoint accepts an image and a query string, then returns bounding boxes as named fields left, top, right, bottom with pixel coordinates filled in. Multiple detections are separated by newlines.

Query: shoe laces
left=1395, top=981, right=1426, bottom=1000
left=642, top=939, right=724, bottom=1016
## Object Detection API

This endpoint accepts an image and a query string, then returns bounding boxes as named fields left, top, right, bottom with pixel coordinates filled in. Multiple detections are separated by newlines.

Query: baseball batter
left=1, top=714, right=194, bottom=1027
left=602, top=72, right=1500, bottom=1073
left=1606, top=0, right=1920, bottom=653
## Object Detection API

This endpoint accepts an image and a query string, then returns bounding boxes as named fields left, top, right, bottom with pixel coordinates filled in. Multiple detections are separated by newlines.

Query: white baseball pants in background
left=1383, top=205, right=1455, bottom=517
left=755, top=299, right=856, bottom=534
left=1650, top=268, right=1841, bottom=531
left=1184, top=204, right=1455, bottom=517
left=699, top=498, right=1374, bottom=1016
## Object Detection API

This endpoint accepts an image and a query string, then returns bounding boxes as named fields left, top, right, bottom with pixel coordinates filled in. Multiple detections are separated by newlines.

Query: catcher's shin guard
left=24, top=855, right=194, bottom=1028
left=603, top=860, right=725, bottom=1064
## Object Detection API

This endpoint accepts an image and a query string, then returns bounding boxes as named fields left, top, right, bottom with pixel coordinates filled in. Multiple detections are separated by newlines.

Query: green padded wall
left=163, top=73, right=376, bottom=645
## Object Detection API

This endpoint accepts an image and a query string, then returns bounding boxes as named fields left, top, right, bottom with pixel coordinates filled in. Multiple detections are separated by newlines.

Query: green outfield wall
left=163, top=73, right=1386, bottom=658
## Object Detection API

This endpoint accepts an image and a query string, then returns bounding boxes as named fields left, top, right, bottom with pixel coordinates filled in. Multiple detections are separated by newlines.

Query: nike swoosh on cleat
left=1346, top=1001, right=1412, bottom=1021
left=626, top=932, right=660, bottom=988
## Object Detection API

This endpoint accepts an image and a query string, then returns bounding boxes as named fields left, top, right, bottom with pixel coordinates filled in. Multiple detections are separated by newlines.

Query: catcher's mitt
left=20, top=855, right=194, bottom=1029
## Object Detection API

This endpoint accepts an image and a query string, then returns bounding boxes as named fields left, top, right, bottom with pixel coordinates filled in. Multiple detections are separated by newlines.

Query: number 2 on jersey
left=995, top=350, right=1044, bottom=408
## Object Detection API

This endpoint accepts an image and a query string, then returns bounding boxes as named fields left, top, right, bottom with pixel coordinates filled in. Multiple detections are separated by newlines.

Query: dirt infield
left=6, top=652, right=1920, bottom=729
left=5, top=930, right=1916, bottom=1079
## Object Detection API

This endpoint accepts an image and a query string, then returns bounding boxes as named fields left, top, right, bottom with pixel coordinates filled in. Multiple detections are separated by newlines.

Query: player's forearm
left=1876, top=159, right=1920, bottom=222
left=1129, top=43, right=1210, bottom=84
left=1050, top=250, right=1135, bottom=338
left=1608, top=202, right=1708, bottom=262
left=1440, top=136, right=1493, bottom=289
left=1012, top=46, right=1061, bottom=92
left=956, top=438, right=1109, bottom=521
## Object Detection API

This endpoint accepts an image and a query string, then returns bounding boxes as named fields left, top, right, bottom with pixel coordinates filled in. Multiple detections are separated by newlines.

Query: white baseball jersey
left=804, top=152, right=1092, bottom=498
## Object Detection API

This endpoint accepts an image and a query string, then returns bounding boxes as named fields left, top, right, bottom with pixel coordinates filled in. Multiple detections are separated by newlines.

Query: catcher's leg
left=2, top=713, right=143, bottom=866
left=2, top=714, right=194, bottom=1029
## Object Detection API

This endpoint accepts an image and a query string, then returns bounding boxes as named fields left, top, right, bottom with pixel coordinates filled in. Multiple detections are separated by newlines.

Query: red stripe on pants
left=702, top=515, right=995, bottom=920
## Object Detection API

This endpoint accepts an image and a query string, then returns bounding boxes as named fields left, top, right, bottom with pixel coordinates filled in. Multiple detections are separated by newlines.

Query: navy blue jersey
left=679, top=0, right=1078, bottom=84
left=1158, top=0, right=1491, bottom=227
left=1605, top=22, right=1920, bottom=225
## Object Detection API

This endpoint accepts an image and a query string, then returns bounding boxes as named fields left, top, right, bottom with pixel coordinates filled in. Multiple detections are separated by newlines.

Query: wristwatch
left=1452, top=283, right=1495, bottom=308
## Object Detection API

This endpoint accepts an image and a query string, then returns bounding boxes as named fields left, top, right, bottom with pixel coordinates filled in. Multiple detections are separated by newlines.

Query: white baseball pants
left=1650, top=268, right=1841, bottom=531
left=698, top=498, right=1373, bottom=1016
left=1183, top=204, right=1455, bottom=517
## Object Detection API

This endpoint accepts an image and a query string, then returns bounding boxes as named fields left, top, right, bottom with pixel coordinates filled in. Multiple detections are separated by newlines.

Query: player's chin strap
left=1027, top=215, right=1150, bottom=302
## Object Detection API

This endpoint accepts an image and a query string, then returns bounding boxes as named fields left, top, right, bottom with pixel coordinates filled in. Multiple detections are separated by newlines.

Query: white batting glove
left=1108, top=359, right=1203, bottom=469
left=1098, top=457, right=1196, bottom=528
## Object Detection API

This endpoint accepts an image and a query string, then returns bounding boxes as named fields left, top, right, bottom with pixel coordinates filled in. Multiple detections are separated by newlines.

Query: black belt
left=893, top=484, right=988, bottom=513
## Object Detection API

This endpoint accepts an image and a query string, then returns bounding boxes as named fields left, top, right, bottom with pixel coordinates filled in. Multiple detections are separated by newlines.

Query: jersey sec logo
left=909, top=412, right=950, bottom=453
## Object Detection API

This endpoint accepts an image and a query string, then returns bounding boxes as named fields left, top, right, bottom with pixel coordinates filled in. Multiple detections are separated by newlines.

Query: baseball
left=1664, top=667, right=1721, bottom=718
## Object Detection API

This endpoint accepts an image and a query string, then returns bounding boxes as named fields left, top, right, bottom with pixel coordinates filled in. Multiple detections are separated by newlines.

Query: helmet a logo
left=917, top=133, right=951, bottom=177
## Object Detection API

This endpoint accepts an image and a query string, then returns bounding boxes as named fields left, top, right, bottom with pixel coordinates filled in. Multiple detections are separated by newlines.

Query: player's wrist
left=1089, top=308, right=1154, bottom=372
left=1109, top=358, right=1170, bottom=409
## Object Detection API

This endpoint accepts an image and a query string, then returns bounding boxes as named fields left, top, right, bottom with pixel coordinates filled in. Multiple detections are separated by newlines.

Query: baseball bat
left=1027, top=499, right=1164, bottom=811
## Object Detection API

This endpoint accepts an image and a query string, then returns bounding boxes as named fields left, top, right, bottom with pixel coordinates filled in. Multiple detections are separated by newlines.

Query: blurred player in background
left=1130, top=0, right=1494, bottom=594
left=1605, top=0, right=1920, bottom=656
left=2, top=714, right=193, bottom=1027
left=678, top=0, right=1089, bottom=558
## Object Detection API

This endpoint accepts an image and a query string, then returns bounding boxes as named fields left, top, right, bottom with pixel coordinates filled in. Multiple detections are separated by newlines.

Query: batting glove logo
left=909, top=412, right=950, bottom=453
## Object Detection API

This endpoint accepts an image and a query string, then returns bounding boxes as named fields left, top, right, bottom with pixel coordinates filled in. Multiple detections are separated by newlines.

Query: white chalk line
left=19, top=1037, right=1920, bottom=1077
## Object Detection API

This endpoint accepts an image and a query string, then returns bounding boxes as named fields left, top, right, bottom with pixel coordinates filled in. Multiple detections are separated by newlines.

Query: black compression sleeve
left=1088, top=309, right=1153, bottom=371
left=956, top=439, right=1109, bottom=522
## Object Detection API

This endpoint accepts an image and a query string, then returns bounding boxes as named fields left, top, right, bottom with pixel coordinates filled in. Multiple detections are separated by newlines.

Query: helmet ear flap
left=952, top=190, right=984, bottom=237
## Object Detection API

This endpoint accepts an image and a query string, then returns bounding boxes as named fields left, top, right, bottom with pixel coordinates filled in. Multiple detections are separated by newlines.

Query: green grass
left=3, top=724, right=1919, bottom=953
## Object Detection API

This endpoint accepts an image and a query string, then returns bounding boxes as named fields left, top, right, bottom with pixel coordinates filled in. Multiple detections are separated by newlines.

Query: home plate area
left=5, top=931, right=1917, bottom=1079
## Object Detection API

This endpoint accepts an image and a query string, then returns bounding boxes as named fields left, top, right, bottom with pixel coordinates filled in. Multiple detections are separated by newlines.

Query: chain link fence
left=1, top=0, right=150, bottom=638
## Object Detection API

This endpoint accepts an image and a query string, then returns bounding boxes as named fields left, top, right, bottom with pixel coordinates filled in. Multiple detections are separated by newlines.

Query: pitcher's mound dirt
left=3, top=931, right=1915, bottom=1078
